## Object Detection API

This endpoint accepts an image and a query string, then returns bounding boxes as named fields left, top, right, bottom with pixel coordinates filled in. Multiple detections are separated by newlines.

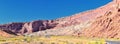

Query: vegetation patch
left=0, top=36, right=108, bottom=44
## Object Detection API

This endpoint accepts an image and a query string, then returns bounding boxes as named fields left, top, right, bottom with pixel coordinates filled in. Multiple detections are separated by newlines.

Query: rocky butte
left=0, top=0, right=120, bottom=39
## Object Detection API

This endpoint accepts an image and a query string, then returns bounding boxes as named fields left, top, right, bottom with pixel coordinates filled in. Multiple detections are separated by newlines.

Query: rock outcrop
left=20, top=20, right=57, bottom=34
left=0, top=23, right=24, bottom=34
left=79, top=0, right=120, bottom=38
left=0, top=20, right=57, bottom=35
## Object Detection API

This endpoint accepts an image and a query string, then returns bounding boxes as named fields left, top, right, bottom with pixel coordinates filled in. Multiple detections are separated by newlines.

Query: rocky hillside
left=0, top=20, right=57, bottom=35
left=0, top=29, right=14, bottom=37
left=0, top=0, right=120, bottom=39
left=79, top=0, right=120, bottom=38
left=28, top=0, right=120, bottom=38
left=0, top=1, right=111, bottom=36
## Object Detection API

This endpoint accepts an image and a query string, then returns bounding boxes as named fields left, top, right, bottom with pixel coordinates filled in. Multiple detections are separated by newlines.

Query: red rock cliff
left=79, top=0, right=120, bottom=38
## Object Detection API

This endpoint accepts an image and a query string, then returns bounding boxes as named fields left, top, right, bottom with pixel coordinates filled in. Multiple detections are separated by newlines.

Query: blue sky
left=0, top=0, right=112, bottom=24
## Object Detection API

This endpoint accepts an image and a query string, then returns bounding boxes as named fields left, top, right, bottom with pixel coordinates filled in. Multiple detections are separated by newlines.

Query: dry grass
left=0, top=36, right=106, bottom=44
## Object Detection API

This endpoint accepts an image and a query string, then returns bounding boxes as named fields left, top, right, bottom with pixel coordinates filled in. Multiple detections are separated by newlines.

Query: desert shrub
left=0, top=36, right=107, bottom=44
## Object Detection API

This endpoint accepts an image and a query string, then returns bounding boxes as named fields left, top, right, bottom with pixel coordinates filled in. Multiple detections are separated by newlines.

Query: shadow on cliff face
left=0, top=23, right=24, bottom=35
left=20, top=20, right=58, bottom=34
left=0, top=20, right=58, bottom=36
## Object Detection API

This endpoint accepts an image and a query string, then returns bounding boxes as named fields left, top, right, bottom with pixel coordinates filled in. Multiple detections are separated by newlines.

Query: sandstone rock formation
left=0, top=23, right=24, bottom=34
left=28, top=0, right=120, bottom=38
left=27, top=0, right=116, bottom=36
left=54, top=0, right=117, bottom=28
left=79, top=0, right=120, bottom=38
left=20, top=20, right=57, bottom=34
left=0, top=0, right=120, bottom=39
left=0, top=20, right=57, bottom=35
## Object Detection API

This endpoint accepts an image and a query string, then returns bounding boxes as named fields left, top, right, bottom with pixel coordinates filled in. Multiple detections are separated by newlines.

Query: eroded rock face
left=0, top=23, right=24, bottom=33
left=54, top=0, right=117, bottom=28
left=0, top=20, right=58, bottom=35
left=80, top=12, right=120, bottom=38
left=20, top=20, right=57, bottom=34
left=79, top=0, right=120, bottom=38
